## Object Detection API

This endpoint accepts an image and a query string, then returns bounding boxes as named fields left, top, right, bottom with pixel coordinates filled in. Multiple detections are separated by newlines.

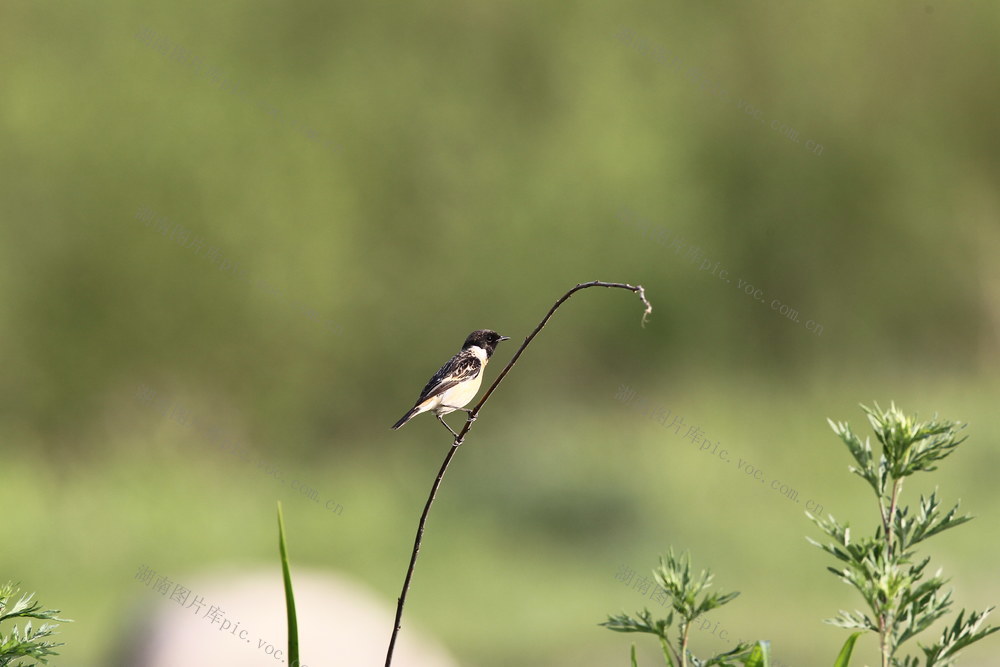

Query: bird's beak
left=499, top=336, right=511, bottom=342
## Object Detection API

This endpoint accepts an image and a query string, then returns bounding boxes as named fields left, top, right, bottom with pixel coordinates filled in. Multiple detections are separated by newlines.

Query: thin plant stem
left=878, top=477, right=903, bottom=667
left=384, top=281, right=651, bottom=666
left=680, top=623, right=690, bottom=667
left=879, top=614, right=889, bottom=667
left=886, top=478, right=902, bottom=554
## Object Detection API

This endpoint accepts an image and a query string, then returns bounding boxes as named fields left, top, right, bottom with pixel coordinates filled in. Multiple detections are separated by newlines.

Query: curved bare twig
left=385, top=281, right=651, bottom=666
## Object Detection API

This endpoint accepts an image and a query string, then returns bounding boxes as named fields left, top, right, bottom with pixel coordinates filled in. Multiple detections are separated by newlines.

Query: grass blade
left=277, top=502, right=300, bottom=666
left=832, top=632, right=862, bottom=667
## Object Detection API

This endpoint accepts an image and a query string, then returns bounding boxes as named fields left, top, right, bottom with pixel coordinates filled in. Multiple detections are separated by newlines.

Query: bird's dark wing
left=416, top=350, right=482, bottom=403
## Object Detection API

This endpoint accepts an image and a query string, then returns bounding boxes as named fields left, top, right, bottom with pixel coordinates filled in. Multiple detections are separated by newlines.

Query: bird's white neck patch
left=468, top=345, right=489, bottom=362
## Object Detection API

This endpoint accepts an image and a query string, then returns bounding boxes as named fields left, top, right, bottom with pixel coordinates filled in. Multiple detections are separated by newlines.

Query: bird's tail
left=391, top=406, right=422, bottom=430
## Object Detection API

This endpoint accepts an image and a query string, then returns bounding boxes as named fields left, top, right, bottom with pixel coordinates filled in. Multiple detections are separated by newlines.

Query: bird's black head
left=462, top=329, right=510, bottom=357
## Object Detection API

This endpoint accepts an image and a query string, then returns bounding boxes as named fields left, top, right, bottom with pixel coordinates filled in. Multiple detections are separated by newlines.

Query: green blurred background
left=2, top=0, right=999, bottom=665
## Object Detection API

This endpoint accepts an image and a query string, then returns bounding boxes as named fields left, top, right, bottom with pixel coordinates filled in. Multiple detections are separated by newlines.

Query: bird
left=392, top=329, right=510, bottom=438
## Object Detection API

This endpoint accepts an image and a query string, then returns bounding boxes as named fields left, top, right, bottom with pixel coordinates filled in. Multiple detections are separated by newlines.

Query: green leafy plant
left=810, top=402, right=997, bottom=667
left=0, top=583, right=70, bottom=666
left=601, top=549, right=771, bottom=666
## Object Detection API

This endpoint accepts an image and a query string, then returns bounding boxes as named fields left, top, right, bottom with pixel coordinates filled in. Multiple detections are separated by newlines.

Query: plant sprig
left=810, top=402, right=997, bottom=667
left=0, top=583, right=71, bottom=667
left=601, top=550, right=770, bottom=667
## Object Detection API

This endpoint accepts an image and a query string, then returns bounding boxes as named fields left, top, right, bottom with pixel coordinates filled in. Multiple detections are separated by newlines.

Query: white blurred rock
left=114, top=569, right=459, bottom=667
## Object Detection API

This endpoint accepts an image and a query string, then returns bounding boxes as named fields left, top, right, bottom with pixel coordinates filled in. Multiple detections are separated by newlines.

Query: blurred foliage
left=1, top=0, right=999, bottom=665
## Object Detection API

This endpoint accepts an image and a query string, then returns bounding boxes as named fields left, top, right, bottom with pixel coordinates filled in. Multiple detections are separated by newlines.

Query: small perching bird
left=392, top=329, right=510, bottom=438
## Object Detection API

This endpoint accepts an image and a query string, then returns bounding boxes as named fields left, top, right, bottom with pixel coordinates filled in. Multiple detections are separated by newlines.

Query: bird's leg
left=436, top=413, right=460, bottom=438
left=441, top=406, right=477, bottom=423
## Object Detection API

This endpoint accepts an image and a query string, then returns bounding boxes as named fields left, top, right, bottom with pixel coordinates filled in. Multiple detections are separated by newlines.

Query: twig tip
left=634, top=284, right=652, bottom=327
